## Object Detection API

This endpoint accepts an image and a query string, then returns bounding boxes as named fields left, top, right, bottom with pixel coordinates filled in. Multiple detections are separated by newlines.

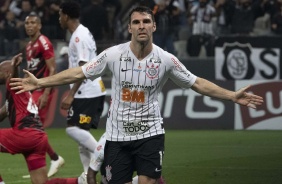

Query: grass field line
left=185, top=145, right=282, bottom=149
left=162, top=165, right=282, bottom=170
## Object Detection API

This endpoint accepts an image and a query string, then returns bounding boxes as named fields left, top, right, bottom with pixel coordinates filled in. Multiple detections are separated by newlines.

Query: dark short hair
left=59, top=1, right=80, bottom=19
left=128, top=6, right=155, bottom=24
left=26, top=12, right=41, bottom=23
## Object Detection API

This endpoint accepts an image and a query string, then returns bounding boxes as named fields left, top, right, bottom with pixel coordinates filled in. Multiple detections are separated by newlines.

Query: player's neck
left=68, top=20, right=80, bottom=34
left=130, top=41, right=153, bottom=61
left=30, top=32, right=41, bottom=43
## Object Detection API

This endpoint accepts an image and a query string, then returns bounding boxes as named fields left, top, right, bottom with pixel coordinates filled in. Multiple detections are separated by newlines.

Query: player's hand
left=11, top=53, right=23, bottom=67
left=61, top=94, right=74, bottom=110
left=10, top=69, right=39, bottom=94
left=234, top=85, right=264, bottom=109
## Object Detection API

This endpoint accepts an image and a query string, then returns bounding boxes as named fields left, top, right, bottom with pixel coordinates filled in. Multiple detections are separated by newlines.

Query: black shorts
left=103, top=134, right=165, bottom=184
left=67, top=96, right=105, bottom=130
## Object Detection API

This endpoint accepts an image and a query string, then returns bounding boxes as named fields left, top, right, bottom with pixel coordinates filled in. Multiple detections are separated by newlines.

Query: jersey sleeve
left=39, top=36, right=55, bottom=60
left=81, top=49, right=109, bottom=80
left=167, top=54, right=197, bottom=89
left=75, top=35, right=96, bottom=63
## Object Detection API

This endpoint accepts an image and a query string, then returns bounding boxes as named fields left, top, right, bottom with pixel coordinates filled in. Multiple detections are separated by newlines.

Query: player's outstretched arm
left=10, top=66, right=86, bottom=94
left=191, top=77, right=263, bottom=109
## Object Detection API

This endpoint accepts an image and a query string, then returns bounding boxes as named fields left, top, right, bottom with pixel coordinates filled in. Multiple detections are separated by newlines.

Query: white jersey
left=68, top=24, right=106, bottom=98
left=82, top=42, right=197, bottom=141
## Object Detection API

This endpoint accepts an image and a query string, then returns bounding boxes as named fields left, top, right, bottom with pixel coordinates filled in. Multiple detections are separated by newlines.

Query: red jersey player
left=23, top=13, right=64, bottom=178
left=0, top=54, right=86, bottom=184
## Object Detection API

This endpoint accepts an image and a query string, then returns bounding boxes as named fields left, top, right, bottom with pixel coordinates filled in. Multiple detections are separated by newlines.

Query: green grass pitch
left=1, top=129, right=282, bottom=184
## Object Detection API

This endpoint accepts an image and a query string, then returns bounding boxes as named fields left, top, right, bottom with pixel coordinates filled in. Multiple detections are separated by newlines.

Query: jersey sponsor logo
left=123, top=121, right=150, bottom=136
left=79, top=114, right=92, bottom=124
left=120, top=57, right=131, bottom=62
left=121, top=68, right=131, bottom=72
left=171, top=57, right=182, bottom=70
left=85, top=53, right=107, bottom=72
left=122, top=88, right=145, bottom=103
left=121, top=81, right=155, bottom=90
left=39, top=36, right=49, bottom=50
left=146, top=63, right=159, bottom=79
left=150, top=57, right=161, bottom=63
left=133, top=64, right=143, bottom=72
left=27, top=58, right=40, bottom=70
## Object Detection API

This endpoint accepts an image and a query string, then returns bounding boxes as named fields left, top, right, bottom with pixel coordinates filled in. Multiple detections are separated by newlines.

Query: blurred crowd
left=0, top=0, right=281, bottom=57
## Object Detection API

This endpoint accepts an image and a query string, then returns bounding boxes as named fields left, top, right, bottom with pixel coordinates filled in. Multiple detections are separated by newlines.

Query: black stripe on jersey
left=127, top=58, right=134, bottom=141
left=133, top=60, right=141, bottom=140
left=109, top=61, right=116, bottom=141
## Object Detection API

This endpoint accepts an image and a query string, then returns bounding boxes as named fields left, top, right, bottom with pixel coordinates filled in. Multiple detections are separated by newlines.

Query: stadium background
left=1, top=0, right=282, bottom=183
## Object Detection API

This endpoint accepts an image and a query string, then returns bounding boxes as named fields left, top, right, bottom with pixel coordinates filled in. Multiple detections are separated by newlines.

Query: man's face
left=25, top=16, right=41, bottom=37
left=59, top=9, right=67, bottom=30
left=128, top=12, right=156, bottom=44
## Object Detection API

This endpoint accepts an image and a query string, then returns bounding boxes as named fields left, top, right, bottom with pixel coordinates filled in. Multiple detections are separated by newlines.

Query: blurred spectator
left=153, top=0, right=177, bottom=55
left=17, top=0, right=33, bottom=38
left=103, top=0, right=122, bottom=18
left=103, top=0, right=122, bottom=40
left=169, top=0, right=188, bottom=27
left=0, top=10, right=20, bottom=55
left=270, top=0, right=282, bottom=35
left=33, top=0, right=52, bottom=37
left=221, top=0, right=267, bottom=35
left=0, top=0, right=11, bottom=22
left=0, top=0, right=11, bottom=55
left=168, top=0, right=183, bottom=37
left=47, top=0, right=65, bottom=40
left=9, top=0, right=22, bottom=16
left=187, top=0, right=216, bottom=57
left=81, top=0, right=109, bottom=42
left=265, top=0, right=280, bottom=20
left=214, top=0, right=231, bottom=35
left=139, top=0, right=157, bottom=9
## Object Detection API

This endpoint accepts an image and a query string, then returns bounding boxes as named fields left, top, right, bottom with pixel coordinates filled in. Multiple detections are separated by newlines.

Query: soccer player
left=23, top=12, right=64, bottom=178
left=10, top=6, right=264, bottom=184
left=58, top=1, right=106, bottom=177
left=0, top=54, right=86, bottom=184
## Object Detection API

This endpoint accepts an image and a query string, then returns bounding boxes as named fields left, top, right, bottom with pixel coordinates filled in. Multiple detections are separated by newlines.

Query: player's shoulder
left=104, top=42, right=130, bottom=55
left=152, top=44, right=175, bottom=60
left=38, top=34, right=53, bottom=47
left=72, top=25, right=95, bottom=43
left=38, top=34, right=51, bottom=43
